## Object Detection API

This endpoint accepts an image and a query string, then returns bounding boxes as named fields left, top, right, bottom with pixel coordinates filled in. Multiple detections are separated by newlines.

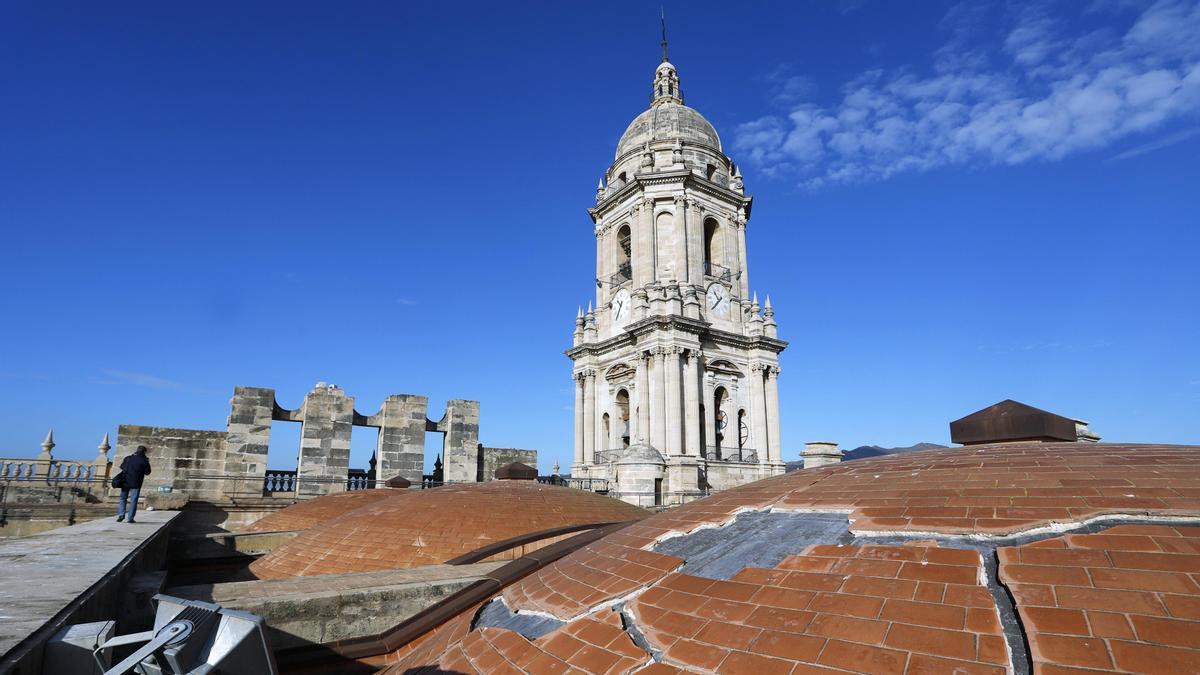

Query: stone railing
left=0, top=458, right=108, bottom=485
left=346, top=470, right=373, bottom=491
left=563, top=477, right=609, bottom=493
left=263, top=470, right=297, bottom=494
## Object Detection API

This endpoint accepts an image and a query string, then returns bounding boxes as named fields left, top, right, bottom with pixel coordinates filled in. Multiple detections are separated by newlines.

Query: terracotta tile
left=694, top=621, right=761, bottom=651
left=1128, top=615, right=1200, bottom=649
left=751, top=630, right=826, bottom=661
left=743, top=606, right=817, bottom=633
left=1001, top=564, right=1092, bottom=586
left=1054, top=586, right=1167, bottom=615
left=880, top=599, right=966, bottom=630
left=897, top=561, right=979, bottom=585
left=1162, top=593, right=1200, bottom=619
left=807, top=613, right=889, bottom=644
left=1090, top=568, right=1198, bottom=593
left=1020, top=607, right=1089, bottom=636
left=817, top=639, right=908, bottom=675
left=807, top=592, right=885, bottom=619
left=913, top=582, right=946, bottom=604
left=840, top=576, right=918, bottom=600
left=1029, top=634, right=1113, bottom=669
left=1109, top=639, right=1200, bottom=673
left=692, top=598, right=755, bottom=623
left=976, top=635, right=1009, bottom=665
left=662, top=638, right=728, bottom=671
left=906, top=653, right=1005, bottom=675
left=749, top=585, right=815, bottom=610
left=1109, top=551, right=1200, bottom=573
left=883, top=623, right=976, bottom=661
left=719, top=651, right=794, bottom=675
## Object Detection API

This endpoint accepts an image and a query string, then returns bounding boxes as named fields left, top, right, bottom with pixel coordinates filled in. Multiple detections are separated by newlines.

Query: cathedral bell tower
left=567, top=35, right=787, bottom=508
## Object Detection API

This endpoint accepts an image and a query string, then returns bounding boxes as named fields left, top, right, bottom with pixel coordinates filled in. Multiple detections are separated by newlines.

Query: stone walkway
left=0, top=510, right=178, bottom=667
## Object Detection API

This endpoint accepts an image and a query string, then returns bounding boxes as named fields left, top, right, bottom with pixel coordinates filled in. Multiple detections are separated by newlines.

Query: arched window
left=706, top=164, right=717, bottom=181
left=616, top=172, right=627, bottom=187
left=616, top=389, right=630, bottom=448
left=713, top=386, right=730, bottom=458
left=704, top=217, right=723, bottom=275
left=615, top=224, right=632, bottom=284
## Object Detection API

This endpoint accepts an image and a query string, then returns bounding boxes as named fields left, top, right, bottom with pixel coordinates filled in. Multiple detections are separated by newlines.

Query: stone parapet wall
left=116, top=425, right=229, bottom=498
left=479, top=447, right=537, bottom=482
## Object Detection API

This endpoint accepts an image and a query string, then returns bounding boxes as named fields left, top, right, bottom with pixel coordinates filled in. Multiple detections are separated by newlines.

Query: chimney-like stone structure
left=373, top=394, right=428, bottom=486
left=297, top=383, right=355, bottom=497
left=803, top=441, right=843, bottom=469
left=438, top=400, right=481, bottom=483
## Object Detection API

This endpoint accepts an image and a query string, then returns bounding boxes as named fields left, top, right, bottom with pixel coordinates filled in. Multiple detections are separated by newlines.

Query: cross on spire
left=660, top=8, right=669, bottom=62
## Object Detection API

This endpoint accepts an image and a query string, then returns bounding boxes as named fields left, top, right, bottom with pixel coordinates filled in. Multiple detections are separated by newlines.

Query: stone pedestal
left=297, top=385, right=355, bottom=497
left=803, top=441, right=843, bottom=469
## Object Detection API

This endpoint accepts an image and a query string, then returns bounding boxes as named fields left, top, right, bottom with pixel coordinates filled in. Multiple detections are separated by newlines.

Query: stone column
left=702, top=372, right=716, bottom=459
left=749, top=364, right=769, bottom=463
left=297, top=384, right=355, bottom=497
left=226, top=386, right=275, bottom=498
left=665, top=347, right=682, bottom=456
left=582, top=370, right=596, bottom=464
left=438, top=399, right=481, bottom=482
left=651, top=348, right=667, bottom=451
left=573, top=373, right=585, bottom=466
left=685, top=198, right=700, bottom=285
left=736, top=215, right=750, bottom=298
left=594, top=378, right=607, bottom=456
left=683, top=350, right=700, bottom=456
left=673, top=196, right=688, bottom=282
left=636, top=352, right=651, bottom=443
left=374, top=394, right=428, bottom=485
left=765, top=366, right=782, bottom=463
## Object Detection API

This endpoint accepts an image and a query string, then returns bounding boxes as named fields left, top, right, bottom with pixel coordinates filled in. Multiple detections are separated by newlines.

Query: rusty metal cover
left=385, top=475, right=412, bottom=489
left=950, top=399, right=1078, bottom=445
left=495, top=462, right=538, bottom=480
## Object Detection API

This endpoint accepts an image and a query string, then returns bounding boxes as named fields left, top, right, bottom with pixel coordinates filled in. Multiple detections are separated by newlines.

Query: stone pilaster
left=573, top=372, right=585, bottom=467
left=687, top=199, right=704, bottom=285
left=651, top=348, right=667, bottom=452
left=637, top=352, right=651, bottom=443
left=683, top=350, right=700, bottom=456
left=439, top=399, right=481, bottom=483
left=765, top=366, right=782, bottom=463
left=297, top=385, right=355, bottom=497
left=583, top=370, right=596, bottom=464
left=225, top=386, right=275, bottom=497
left=749, top=364, right=769, bottom=463
left=374, top=394, right=427, bottom=486
left=665, top=346, right=682, bottom=456
left=637, top=198, right=655, bottom=287
left=736, top=214, right=750, bottom=298
left=595, top=225, right=607, bottom=306
left=673, top=196, right=687, bottom=282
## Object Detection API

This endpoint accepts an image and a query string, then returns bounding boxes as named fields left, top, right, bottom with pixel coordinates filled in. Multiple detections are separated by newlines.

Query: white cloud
left=734, top=0, right=1200, bottom=188
left=95, top=369, right=189, bottom=391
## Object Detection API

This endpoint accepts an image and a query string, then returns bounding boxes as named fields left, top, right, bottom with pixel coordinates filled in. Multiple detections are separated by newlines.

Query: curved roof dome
left=241, top=489, right=393, bottom=533
left=249, top=480, right=648, bottom=579
left=379, top=441, right=1200, bottom=674
left=615, top=102, right=722, bottom=160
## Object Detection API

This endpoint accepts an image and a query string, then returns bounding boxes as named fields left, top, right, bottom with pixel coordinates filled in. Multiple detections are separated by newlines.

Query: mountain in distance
left=785, top=442, right=948, bottom=472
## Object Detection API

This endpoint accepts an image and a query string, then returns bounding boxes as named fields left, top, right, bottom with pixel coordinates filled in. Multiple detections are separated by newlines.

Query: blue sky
left=2, top=0, right=1197, bottom=472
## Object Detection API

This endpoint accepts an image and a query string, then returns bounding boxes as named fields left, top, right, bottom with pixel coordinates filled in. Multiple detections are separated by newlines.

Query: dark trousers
left=117, top=488, right=141, bottom=521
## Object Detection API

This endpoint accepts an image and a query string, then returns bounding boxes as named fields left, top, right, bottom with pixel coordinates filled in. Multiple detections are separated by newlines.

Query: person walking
left=115, top=445, right=151, bottom=523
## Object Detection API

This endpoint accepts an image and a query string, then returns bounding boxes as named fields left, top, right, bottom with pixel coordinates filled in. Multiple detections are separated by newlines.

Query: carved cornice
left=591, top=171, right=754, bottom=221
left=565, top=314, right=787, bottom=361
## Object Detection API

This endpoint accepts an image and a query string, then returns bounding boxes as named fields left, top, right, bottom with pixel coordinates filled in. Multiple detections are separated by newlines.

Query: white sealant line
left=647, top=505, right=770, bottom=547
left=513, top=562, right=687, bottom=626
left=850, top=512, right=1200, bottom=542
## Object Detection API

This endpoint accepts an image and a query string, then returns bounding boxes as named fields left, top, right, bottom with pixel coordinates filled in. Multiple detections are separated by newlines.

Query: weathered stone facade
left=114, top=384, right=534, bottom=502
left=569, top=56, right=787, bottom=507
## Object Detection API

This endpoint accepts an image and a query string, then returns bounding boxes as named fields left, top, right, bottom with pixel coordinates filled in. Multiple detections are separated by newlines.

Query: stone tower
left=568, top=46, right=787, bottom=507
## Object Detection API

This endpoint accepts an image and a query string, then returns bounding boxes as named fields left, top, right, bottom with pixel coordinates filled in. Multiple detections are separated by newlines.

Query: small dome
left=615, top=103, right=722, bottom=160
left=248, top=480, right=649, bottom=579
left=241, top=489, right=392, bottom=533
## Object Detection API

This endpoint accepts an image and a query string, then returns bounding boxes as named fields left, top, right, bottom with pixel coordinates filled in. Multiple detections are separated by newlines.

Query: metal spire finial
left=660, top=8, right=669, bottom=63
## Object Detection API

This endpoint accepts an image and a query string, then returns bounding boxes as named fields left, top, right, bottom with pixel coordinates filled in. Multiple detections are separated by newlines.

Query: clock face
left=706, top=283, right=731, bottom=318
left=611, top=289, right=631, bottom=326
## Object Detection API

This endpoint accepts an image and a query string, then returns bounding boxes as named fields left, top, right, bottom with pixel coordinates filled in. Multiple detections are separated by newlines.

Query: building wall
left=115, top=425, right=229, bottom=499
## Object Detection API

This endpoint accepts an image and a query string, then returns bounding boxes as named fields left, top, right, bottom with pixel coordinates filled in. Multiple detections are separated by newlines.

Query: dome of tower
left=615, top=102, right=722, bottom=160
left=248, top=480, right=649, bottom=579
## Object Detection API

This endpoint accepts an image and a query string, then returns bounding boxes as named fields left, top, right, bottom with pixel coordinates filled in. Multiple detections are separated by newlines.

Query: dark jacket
left=120, top=453, right=151, bottom=489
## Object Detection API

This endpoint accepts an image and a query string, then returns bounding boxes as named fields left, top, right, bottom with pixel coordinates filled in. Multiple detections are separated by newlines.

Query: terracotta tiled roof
left=999, top=524, right=1200, bottom=672
left=376, top=442, right=1200, bottom=673
left=249, top=480, right=648, bottom=579
left=242, top=489, right=394, bottom=533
